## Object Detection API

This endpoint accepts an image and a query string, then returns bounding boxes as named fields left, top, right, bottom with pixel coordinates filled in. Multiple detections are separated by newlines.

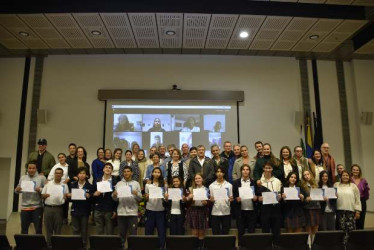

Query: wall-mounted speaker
left=361, top=112, right=373, bottom=125
left=37, top=109, right=47, bottom=124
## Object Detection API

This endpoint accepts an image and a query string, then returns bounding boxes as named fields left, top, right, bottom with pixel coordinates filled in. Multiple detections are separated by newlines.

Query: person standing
left=208, top=145, right=229, bottom=181
left=42, top=168, right=69, bottom=246
left=228, top=144, right=241, bottom=183
left=136, top=149, right=148, bottom=189
left=220, top=141, right=234, bottom=161
left=232, top=145, right=255, bottom=181
left=92, top=148, right=106, bottom=184
left=188, top=145, right=214, bottom=187
left=253, top=141, right=264, bottom=160
left=351, top=164, right=369, bottom=229
left=321, top=143, right=336, bottom=183
left=293, top=146, right=309, bottom=178
left=279, top=146, right=299, bottom=184
left=15, top=161, right=46, bottom=234
left=119, top=150, right=140, bottom=182
left=25, top=138, right=56, bottom=177
left=181, top=143, right=190, bottom=162
left=106, top=148, right=122, bottom=181
left=318, top=171, right=337, bottom=231
left=113, top=166, right=142, bottom=247
left=66, top=143, right=77, bottom=167
left=335, top=164, right=345, bottom=183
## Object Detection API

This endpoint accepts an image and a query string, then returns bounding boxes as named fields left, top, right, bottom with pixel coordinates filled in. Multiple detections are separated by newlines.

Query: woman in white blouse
left=106, top=148, right=122, bottom=181
left=334, top=170, right=361, bottom=243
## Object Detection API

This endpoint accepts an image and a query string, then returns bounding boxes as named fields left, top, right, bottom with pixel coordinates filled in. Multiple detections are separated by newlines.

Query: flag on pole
left=300, top=125, right=306, bottom=157
left=306, top=114, right=313, bottom=158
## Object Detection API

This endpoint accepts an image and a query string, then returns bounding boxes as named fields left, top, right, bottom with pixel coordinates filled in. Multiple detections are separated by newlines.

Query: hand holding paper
left=310, top=188, right=324, bottom=201
left=117, top=185, right=132, bottom=198
left=71, top=188, right=86, bottom=200
left=149, top=187, right=164, bottom=199
left=193, top=188, right=208, bottom=201
left=213, top=188, right=228, bottom=200
left=21, top=181, right=35, bottom=192
left=283, top=187, right=300, bottom=200
left=262, top=192, right=278, bottom=205
left=168, top=188, right=182, bottom=200
left=239, top=187, right=254, bottom=200
left=324, top=187, right=337, bottom=199
left=97, top=181, right=113, bottom=193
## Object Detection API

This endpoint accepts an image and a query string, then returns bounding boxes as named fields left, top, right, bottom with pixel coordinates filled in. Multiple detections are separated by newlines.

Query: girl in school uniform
left=186, top=173, right=210, bottom=250
left=209, top=166, right=233, bottom=235
left=281, top=172, right=305, bottom=233
left=165, top=176, right=187, bottom=235
left=145, top=167, right=167, bottom=249
left=301, top=169, right=321, bottom=246
left=318, top=170, right=337, bottom=231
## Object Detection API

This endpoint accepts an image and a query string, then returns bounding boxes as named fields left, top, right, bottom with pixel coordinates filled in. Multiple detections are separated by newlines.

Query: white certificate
left=168, top=188, right=182, bottom=200
left=284, top=187, right=300, bottom=200
left=310, top=188, right=324, bottom=201
left=149, top=187, right=164, bottom=199
left=324, top=187, right=337, bottom=199
left=193, top=188, right=208, bottom=201
left=71, top=188, right=86, bottom=200
left=21, top=180, right=35, bottom=192
left=213, top=188, right=228, bottom=200
left=117, top=185, right=132, bottom=198
left=262, top=192, right=278, bottom=205
left=239, top=186, right=254, bottom=200
left=97, top=181, right=113, bottom=193
left=48, top=185, right=63, bottom=198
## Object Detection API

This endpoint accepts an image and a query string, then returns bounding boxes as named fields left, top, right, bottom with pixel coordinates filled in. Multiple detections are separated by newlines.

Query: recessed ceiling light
left=239, top=31, right=249, bottom=38
left=165, top=30, right=176, bottom=36
left=18, top=31, right=29, bottom=37
left=91, top=30, right=102, bottom=36
left=309, top=34, right=319, bottom=40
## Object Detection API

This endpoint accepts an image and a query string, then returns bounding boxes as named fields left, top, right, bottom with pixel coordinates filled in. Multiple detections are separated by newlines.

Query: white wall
left=39, top=55, right=302, bottom=162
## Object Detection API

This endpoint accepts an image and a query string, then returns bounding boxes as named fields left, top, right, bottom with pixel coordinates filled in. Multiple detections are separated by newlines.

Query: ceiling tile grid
left=0, top=25, right=27, bottom=49
left=100, top=13, right=137, bottom=48
left=271, top=17, right=318, bottom=50
left=183, top=13, right=211, bottom=48
left=205, top=14, right=238, bottom=49
left=227, top=15, right=266, bottom=49
left=156, top=13, right=183, bottom=48
left=249, top=16, right=292, bottom=50
left=128, top=13, right=159, bottom=48
left=0, top=14, right=48, bottom=49
left=45, top=13, right=92, bottom=48
left=73, top=13, right=115, bottom=48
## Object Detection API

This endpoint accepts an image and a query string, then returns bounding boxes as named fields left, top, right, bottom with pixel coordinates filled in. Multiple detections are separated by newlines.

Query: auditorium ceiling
left=0, top=0, right=373, bottom=60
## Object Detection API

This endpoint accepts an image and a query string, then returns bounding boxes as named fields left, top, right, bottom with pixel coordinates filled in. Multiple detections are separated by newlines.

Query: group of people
left=17, top=138, right=370, bottom=249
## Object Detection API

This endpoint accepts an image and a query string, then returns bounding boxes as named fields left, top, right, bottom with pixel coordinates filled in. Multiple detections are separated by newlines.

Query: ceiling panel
left=249, top=16, right=292, bottom=50
left=205, top=14, right=238, bottom=49
left=0, top=14, right=48, bottom=49
left=0, top=25, right=27, bottom=49
left=45, top=13, right=92, bottom=48
left=352, top=0, right=374, bottom=6
left=227, top=15, right=266, bottom=49
left=292, top=18, right=343, bottom=51
left=128, top=13, right=159, bottom=48
left=326, top=0, right=355, bottom=4
left=272, top=17, right=317, bottom=50
left=100, top=13, right=137, bottom=48
left=354, top=38, right=374, bottom=54
left=156, top=13, right=183, bottom=48
left=73, top=13, right=114, bottom=48
left=18, top=14, right=70, bottom=49
left=312, top=19, right=368, bottom=52
left=183, top=13, right=211, bottom=48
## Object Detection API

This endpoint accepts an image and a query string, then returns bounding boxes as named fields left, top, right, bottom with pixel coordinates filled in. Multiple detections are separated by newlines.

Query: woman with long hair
left=136, top=149, right=148, bottom=189
left=351, top=164, right=370, bottom=229
left=279, top=146, right=299, bottom=184
left=253, top=143, right=282, bottom=184
left=318, top=170, right=336, bottom=231
left=106, top=148, right=122, bottom=181
left=308, top=149, right=326, bottom=183
left=92, top=147, right=106, bottom=184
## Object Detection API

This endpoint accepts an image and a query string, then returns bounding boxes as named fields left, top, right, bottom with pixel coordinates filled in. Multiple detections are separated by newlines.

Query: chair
left=14, top=234, right=47, bottom=250
left=166, top=235, right=199, bottom=250
left=51, top=235, right=84, bottom=250
left=312, top=231, right=344, bottom=250
left=346, top=229, right=374, bottom=250
left=204, top=235, right=236, bottom=250
left=89, top=235, right=122, bottom=250
left=0, top=235, right=12, bottom=250
left=241, top=233, right=273, bottom=250
left=273, top=233, right=308, bottom=250
left=127, top=235, right=159, bottom=250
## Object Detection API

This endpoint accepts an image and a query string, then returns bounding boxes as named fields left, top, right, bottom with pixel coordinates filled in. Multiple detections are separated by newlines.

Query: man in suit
left=188, top=145, right=215, bottom=187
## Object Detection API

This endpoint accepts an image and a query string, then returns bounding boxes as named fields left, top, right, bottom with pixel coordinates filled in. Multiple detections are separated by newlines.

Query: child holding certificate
left=232, top=164, right=257, bottom=247
left=186, top=173, right=210, bottom=250
left=209, top=166, right=233, bottom=235
left=301, top=170, right=321, bottom=247
left=145, top=167, right=167, bottom=249
left=256, top=161, right=282, bottom=241
left=281, top=172, right=305, bottom=233
left=318, top=170, right=337, bottom=231
left=112, top=166, right=142, bottom=247
left=67, top=167, right=94, bottom=247
left=93, top=162, right=118, bottom=235
left=165, top=176, right=187, bottom=235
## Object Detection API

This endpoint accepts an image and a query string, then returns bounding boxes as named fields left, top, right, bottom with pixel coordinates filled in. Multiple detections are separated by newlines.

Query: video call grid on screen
left=105, top=102, right=237, bottom=156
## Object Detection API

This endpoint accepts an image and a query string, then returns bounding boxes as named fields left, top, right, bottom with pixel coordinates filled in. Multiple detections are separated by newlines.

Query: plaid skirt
left=185, top=206, right=209, bottom=230
left=284, top=213, right=306, bottom=229
left=304, top=209, right=320, bottom=227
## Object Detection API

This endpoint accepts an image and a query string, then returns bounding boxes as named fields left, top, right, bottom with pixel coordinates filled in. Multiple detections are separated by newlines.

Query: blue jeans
left=145, top=210, right=166, bottom=248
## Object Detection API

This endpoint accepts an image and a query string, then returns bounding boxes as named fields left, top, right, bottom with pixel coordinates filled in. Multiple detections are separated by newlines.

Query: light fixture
left=165, top=30, right=176, bottom=36
left=239, top=31, right=249, bottom=38
left=18, top=31, right=29, bottom=37
left=91, top=30, right=102, bottom=36
left=309, top=34, right=319, bottom=40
